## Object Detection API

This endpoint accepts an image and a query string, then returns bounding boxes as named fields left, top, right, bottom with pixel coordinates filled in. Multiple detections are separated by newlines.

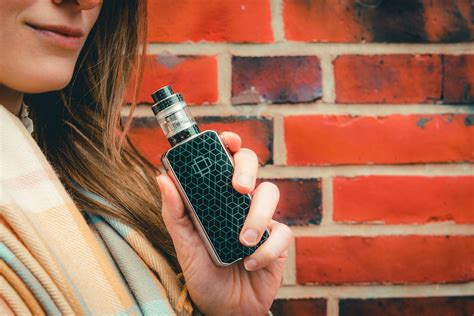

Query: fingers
left=220, top=131, right=259, bottom=194
left=231, top=148, right=259, bottom=194
left=220, top=131, right=241, bottom=154
left=243, top=220, right=292, bottom=271
left=240, top=182, right=279, bottom=246
left=156, top=173, right=195, bottom=244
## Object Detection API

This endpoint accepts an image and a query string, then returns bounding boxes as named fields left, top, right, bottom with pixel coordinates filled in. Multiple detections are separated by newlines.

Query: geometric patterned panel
left=164, top=130, right=268, bottom=265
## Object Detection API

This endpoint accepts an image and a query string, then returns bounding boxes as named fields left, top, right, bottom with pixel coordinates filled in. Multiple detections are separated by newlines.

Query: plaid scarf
left=0, top=104, right=193, bottom=315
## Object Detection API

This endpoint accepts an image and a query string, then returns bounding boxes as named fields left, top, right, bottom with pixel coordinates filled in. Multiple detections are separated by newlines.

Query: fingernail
left=243, top=228, right=258, bottom=244
left=244, top=259, right=257, bottom=271
left=237, top=174, right=253, bottom=188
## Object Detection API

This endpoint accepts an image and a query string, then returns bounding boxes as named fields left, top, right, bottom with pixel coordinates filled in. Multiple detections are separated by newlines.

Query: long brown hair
left=25, top=2, right=179, bottom=272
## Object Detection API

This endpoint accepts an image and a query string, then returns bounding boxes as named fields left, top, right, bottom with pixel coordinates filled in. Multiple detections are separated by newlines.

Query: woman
left=0, top=1, right=292, bottom=315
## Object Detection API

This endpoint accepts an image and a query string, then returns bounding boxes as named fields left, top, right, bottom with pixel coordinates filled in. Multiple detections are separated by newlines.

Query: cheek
left=0, top=2, right=101, bottom=94
left=0, top=22, right=81, bottom=93
left=0, top=0, right=69, bottom=93
left=85, top=6, right=102, bottom=34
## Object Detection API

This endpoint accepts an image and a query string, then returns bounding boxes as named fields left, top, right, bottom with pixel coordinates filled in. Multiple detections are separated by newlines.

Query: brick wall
left=126, top=1, right=474, bottom=315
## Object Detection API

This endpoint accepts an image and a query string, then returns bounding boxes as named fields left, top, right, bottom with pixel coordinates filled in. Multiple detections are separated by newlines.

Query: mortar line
left=258, top=104, right=474, bottom=115
left=320, top=54, right=336, bottom=103
left=123, top=103, right=474, bottom=118
left=276, top=283, right=474, bottom=299
left=146, top=42, right=474, bottom=56
left=272, top=114, right=287, bottom=166
left=217, top=52, right=233, bottom=108
left=257, top=164, right=474, bottom=178
left=327, top=297, right=339, bottom=316
left=320, top=177, right=334, bottom=225
left=282, top=237, right=296, bottom=286
left=290, top=224, right=474, bottom=236
left=271, top=0, right=284, bottom=42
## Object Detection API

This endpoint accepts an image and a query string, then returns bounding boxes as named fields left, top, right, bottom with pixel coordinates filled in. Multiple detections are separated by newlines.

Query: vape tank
left=152, top=85, right=269, bottom=266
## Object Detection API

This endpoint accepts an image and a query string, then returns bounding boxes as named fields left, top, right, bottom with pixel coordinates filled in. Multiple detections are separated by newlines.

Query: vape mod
left=152, top=85, right=269, bottom=266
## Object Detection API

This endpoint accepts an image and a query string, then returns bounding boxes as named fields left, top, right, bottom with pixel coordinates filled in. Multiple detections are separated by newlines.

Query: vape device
left=152, top=85, right=269, bottom=266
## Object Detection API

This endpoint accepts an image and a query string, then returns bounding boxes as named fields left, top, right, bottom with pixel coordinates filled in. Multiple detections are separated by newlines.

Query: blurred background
left=125, top=1, right=474, bottom=315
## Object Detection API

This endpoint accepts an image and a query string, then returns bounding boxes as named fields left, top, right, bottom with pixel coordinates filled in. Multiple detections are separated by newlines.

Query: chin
left=21, top=79, right=72, bottom=94
left=6, top=56, right=76, bottom=94
left=18, top=64, right=75, bottom=94
left=44, top=76, right=73, bottom=92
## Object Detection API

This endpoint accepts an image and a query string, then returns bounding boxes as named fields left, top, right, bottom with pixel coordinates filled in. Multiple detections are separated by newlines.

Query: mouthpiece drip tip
left=151, top=85, right=200, bottom=146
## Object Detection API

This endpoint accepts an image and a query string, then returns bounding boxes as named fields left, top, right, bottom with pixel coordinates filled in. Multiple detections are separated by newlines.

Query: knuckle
left=254, top=245, right=277, bottom=264
left=262, top=246, right=279, bottom=262
left=272, top=221, right=293, bottom=243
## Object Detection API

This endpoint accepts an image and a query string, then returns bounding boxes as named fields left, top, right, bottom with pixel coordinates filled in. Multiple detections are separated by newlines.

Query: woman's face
left=0, top=0, right=102, bottom=94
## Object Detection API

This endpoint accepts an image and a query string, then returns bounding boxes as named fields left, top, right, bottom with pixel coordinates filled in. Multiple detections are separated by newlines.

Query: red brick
left=127, top=118, right=167, bottom=166
left=231, top=56, right=322, bottom=104
left=147, top=0, right=273, bottom=43
left=333, top=176, right=474, bottom=224
left=128, top=116, right=273, bottom=166
left=334, top=55, right=442, bottom=104
left=271, top=299, right=326, bottom=316
left=283, top=0, right=474, bottom=43
left=197, top=116, right=273, bottom=165
left=340, top=297, right=474, bottom=316
left=444, top=55, right=474, bottom=104
left=296, top=236, right=474, bottom=284
left=284, top=114, right=474, bottom=165
left=129, top=55, right=217, bottom=104
left=256, top=178, right=322, bottom=225
left=283, top=0, right=367, bottom=42
left=423, top=1, right=474, bottom=43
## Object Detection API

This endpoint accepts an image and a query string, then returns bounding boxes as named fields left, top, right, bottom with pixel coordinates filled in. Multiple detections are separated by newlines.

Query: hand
left=156, top=131, right=293, bottom=316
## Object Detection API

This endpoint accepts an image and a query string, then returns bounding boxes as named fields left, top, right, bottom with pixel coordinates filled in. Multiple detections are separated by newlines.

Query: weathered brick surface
left=128, top=116, right=273, bottom=166
left=340, top=297, right=474, bottom=316
left=196, top=116, right=273, bottom=165
left=284, top=114, right=474, bottom=165
left=334, top=55, right=442, bottom=104
left=231, top=56, right=322, bottom=104
left=296, top=236, right=474, bottom=284
left=257, top=178, right=322, bottom=225
left=283, top=0, right=474, bottom=43
left=134, top=3, right=474, bottom=310
left=271, top=298, right=326, bottom=316
left=147, top=0, right=273, bottom=43
left=130, top=55, right=218, bottom=105
left=333, top=176, right=474, bottom=224
left=443, top=55, right=474, bottom=104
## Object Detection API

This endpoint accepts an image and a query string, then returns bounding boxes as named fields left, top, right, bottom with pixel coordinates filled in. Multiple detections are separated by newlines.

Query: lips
left=26, top=22, right=84, bottom=38
left=25, top=22, right=84, bottom=50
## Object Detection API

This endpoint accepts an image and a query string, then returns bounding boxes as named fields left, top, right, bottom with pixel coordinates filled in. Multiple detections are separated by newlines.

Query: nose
left=52, top=0, right=102, bottom=10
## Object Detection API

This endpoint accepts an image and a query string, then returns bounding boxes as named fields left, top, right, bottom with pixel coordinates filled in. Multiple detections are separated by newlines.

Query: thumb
left=156, top=174, right=196, bottom=248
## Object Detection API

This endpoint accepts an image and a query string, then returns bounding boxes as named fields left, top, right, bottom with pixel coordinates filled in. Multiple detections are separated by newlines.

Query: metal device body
left=153, top=86, right=269, bottom=266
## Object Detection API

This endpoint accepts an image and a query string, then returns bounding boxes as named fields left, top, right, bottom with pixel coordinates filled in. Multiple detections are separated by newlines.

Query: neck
left=0, top=85, right=24, bottom=117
